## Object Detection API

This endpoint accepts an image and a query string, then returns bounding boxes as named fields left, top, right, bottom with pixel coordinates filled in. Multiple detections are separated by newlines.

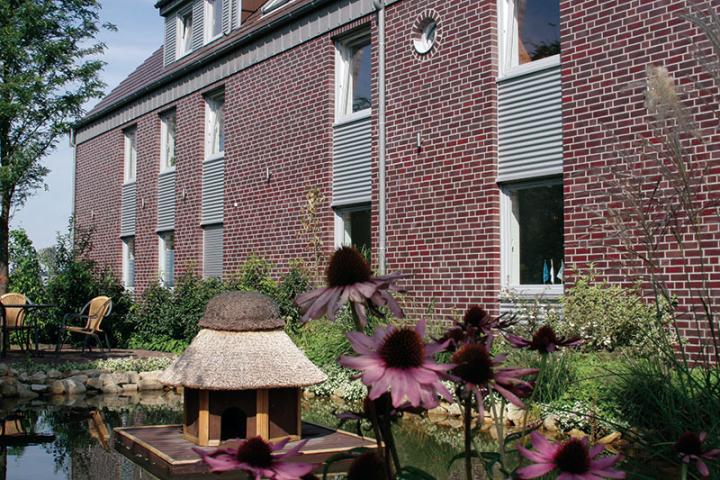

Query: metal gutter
left=75, top=0, right=336, bottom=131
left=373, top=0, right=386, bottom=274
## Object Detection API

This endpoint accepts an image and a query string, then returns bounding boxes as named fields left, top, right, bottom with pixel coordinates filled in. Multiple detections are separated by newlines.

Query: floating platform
left=114, top=422, right=377, bottom=479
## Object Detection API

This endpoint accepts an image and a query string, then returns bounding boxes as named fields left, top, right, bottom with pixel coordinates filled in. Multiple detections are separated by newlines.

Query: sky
left=10, top=0, right=163, bottom=249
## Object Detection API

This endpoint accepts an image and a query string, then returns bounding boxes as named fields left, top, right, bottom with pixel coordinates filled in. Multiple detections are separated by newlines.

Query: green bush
left=559, top=271, right=671, bottom=354
left=8, top=229, right=46, bottom=303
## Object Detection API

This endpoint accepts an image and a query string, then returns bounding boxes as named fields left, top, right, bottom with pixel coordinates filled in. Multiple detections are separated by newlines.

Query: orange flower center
left=554, top=439, right=591, bottom=474
left=236, top=437, right=273, bottom=469
left=451, top=343, right=494, bottom=385
left=326, top=246, right=372, bottom=287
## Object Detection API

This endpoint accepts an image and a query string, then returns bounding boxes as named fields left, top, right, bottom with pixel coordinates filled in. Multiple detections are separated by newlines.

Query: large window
left=159, top=232, right=175, bottom=288
left=335, top=33, right=372, bottom=120
left=498, top=0, right=560, bottom=75
left=177, top=10, right=194, bottom=58
left=205, top=93, right=225, bottom=159
left=124, top=127, right=137, bottom=184
left=123, top=237, right=136, bottom=289
left=501, top=178, right=564, bottom=294
left=335, top=206, right=371, bottom=255
left=204, top=0, right=224, bottom=43
left=160, top=111, right=176, bottom=172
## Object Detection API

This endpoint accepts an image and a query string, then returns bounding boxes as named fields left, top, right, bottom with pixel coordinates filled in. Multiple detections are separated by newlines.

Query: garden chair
left=56, top=296, right=113, bottom=354
left=0, top=293, right=35, bottom=351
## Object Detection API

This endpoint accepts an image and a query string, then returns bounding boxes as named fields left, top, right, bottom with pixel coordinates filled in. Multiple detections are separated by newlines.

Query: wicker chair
left=0, top=293, right=34, bottom=351
left=56, top=296, right=113, bottom=353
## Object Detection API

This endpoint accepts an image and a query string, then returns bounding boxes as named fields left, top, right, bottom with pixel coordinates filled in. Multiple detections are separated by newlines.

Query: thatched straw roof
left=200, top=291, right=283, bottom=331
left=159, top=329, right=327, bottom=390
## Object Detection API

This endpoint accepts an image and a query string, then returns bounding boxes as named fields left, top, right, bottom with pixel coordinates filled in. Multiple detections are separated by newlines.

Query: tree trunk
left=0, top=196, right=9, bottom=295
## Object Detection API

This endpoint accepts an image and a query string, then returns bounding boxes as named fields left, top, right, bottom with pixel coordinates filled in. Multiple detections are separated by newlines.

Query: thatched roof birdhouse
left=159, top=291, right=326, bottom=447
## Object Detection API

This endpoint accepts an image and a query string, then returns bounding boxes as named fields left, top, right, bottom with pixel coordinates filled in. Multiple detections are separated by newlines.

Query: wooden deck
left=114, top=422, right=377, bottom=479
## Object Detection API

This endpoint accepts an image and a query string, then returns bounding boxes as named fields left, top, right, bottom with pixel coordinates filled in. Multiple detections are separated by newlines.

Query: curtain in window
left=211, top=101, right=224, bottom=154
left=165, top=115, right=176, bottom=167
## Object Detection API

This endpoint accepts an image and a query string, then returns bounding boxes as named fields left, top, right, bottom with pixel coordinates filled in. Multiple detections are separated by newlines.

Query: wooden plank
left=256, top=389, right=269, bottom=440
left=199, top=390, right=209, bottom=446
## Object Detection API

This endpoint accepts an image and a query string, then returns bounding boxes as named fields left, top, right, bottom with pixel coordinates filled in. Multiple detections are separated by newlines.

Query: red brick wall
left=561, top=0, right=720, bottom=360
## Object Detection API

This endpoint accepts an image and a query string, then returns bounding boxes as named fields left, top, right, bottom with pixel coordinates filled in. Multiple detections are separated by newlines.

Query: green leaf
left=395, top=466, right=437, bottom=480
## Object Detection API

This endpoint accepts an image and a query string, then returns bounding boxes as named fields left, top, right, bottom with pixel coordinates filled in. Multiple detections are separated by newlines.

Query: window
left=160, top=111, right=176, bottom=172
left=501, top=178, right=564, bottom=294
left=159, top=232, right=175, bottom=288
left=205, top=0, right=224, bottom=42
left=124, top=128, right=137, bottom=183
left=335, top=33, right=372, bottom=120
left=262, top=0, right=292, bottom=15
left=335, top=206, right=371, bottom=255
left=177, top=11, right=194, bottom=57
left=123, top=237, right=136, bottom=289
left=205, top=93, right=225, bottom=159
left=413, top=18, right=437, bottom=55
left=498, top=0, right=560, bottom=75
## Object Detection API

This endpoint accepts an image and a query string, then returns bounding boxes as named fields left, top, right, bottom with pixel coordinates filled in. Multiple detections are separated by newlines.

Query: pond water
left=0, top=393, right=472, bottom=480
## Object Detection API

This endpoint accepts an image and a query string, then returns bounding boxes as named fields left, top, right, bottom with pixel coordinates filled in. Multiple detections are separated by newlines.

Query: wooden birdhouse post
left=159, top=292, right=326, bottom=447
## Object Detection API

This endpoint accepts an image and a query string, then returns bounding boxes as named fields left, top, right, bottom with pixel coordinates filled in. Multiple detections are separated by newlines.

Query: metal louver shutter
left=222, top=0, right=232, bottom=33
left=164, top=14, right=177, bottom=66
left=497, top=64, right=563, bottom=182
left=203, top=224, right=224, bottom=279
left=202, top=157, right=225, bottom=225
left=192, top=0, right=205, bottom=51
left=332, top=113, right=372, bottom=207
left=157, top=171, right=176, bottom=232
left=120, top=183, right=136, bottom=237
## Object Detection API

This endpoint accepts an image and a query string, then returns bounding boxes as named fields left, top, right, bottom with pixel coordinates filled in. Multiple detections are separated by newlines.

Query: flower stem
left=490, top=396, right=506, bottom=465
left=378, top=412, right=401, bottom=474
left=463, top=391, right=474, bottom=480
left=350, top=305, right=364, bottom=332
left=681, top=463, right=688, bottom=480
left=367, top=399, right=393, bottom=480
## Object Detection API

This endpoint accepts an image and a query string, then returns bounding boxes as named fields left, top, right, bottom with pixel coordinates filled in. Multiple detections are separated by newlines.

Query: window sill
left=334, top=109, right=371, bottom=128
left=503, top=285, right=564, bottom=300
left=204, top=33, right=223, bottom=45
left=498, top=54, right=560, bottom=82
left=176, top=49, right=192, bottom=60
left=204, top=152, right=225, bottom=163
left=123, top=180, right=136, bottom=187
left=160, top=167, right=176, bottom=176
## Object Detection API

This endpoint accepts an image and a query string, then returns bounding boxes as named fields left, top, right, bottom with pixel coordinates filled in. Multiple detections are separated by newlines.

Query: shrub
left=8, top=229, right=45, bottom=303
left=559, top=271, right=671, bottom=354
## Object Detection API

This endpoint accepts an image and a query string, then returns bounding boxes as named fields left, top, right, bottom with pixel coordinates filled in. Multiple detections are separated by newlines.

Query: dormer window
left=498, top=0, right=560, bottom=76
left=177, top=10, right=193, bottom=58
left=262, top=0, right=292, bottom=15
left=205, top=0, right=224, bottom=43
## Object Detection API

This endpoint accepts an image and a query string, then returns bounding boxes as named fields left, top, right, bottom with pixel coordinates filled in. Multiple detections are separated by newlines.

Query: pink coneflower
left=339, top=320, right=453, bottom=409
left=506, top=325, right=582, bottom=354
left=675, top=432, right=720, bottom=478
left=346, top=452, right=386, bottom=480
left=517, top=432, right=625, bottom=479
left=193, top=436, right=315, bottom=479
left=440, top=306, right=515, bottom=350
left=450, top=342, right=537, bottom=416
left=295, top=246, right=406, bottom=327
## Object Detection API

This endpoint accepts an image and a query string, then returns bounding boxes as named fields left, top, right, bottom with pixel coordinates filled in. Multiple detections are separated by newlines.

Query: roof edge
left=75, top=0, right=336, bottom=133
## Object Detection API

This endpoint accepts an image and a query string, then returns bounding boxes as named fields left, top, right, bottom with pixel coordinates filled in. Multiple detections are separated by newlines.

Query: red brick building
left=73, top=0, right=720, bottom=350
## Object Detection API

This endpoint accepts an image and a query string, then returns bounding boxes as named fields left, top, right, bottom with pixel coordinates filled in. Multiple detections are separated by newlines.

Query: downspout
left=373, top=0, right=387, bottom=275
left=69, top=129, right=76, bottom=248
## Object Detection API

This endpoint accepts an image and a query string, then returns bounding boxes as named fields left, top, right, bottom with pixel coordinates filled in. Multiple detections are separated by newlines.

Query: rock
left=139, top=370, right=162, bottom=382
left=127, top=372, right=140, bottom=384
left=18, top=372, right=29, bottom=383
left=17, top=385, right=38, bottom=399
left=86, top=378, right=104, bottom=391
left=62, top=379, right=86, bottom=395
left=303, top=390, right=315, bottom=400
left=68, top=370, right=82, bottom=377
left=101, top=383, right=120, bottom=394
left=543, top=414, right=560, bottom=432
left=46, top=369, right=62, bottom=380
left=598, top=432, right=622, bottom=445
left=0, top=383, right=17, bottom=398
left=98, top=373, right=115, bottom=386
left=29, top=372, right=47, bottom=384
left=568, top=428, right=587, bottom=439
left=49, top=380, right=65, bottom=395
left=446, top=403, right=462, bottom=417
left=68, top=375, right=89, bottom=385
left=112, top=373, right=129, bottom=385
left=505, top=403, right=526, bottom=426
left=0, top=363, right=9, bottom=376
left=30, top=384, right=48, bottom=394
left=427, top=406, right=449, bottom=422
left=122, top=383, right=139, bottom=393
left=138, top=379, right=163, bottom=391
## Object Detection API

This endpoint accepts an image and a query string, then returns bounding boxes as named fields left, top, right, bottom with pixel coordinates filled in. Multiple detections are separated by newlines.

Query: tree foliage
left=0, top=0, right=113, bottom=293
left=8, top=228, right=44, bottom=302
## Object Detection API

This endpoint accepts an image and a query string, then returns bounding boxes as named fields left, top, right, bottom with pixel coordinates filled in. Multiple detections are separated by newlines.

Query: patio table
left=0, top=304, right=57, bottom=358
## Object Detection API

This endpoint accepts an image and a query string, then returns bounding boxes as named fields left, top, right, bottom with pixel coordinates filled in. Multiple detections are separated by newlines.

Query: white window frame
left=205, top=93, right=225, bottom=160
left=160, top=111, right=177, bottom=173
left=262, top=0, right=293, bottom=15
left=176, top=10, right=194, bottom=58
left=204, top=0, right=223, bottom=43
left=158, top=231, right=175, bottom=288
left=122, top=237, right=136, bottom=290
left=334, top=205, right=371, bottom=249
left=124, top=127, right=137, bottom=184
left=335, top=31, right=371, bottom=122
left=500, top=177, right=564, bottom=298
left=497, top=0, right=560, bottom=79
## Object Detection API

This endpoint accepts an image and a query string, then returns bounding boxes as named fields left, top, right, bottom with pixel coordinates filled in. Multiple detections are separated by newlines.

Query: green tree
left=8, top=228, right=44, bottom=302
left=0, top=0, right=113, bottom=294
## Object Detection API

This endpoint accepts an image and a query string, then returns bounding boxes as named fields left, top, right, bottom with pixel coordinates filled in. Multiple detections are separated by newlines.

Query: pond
left=0, top=393, right=474, bottom=480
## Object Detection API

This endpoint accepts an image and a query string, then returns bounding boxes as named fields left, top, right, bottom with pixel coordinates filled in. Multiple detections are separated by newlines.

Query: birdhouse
left=159, top=292, right=326, bottom=447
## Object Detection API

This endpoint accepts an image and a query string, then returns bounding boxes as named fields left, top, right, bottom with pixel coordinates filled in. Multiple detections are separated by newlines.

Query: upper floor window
left=335, top=33, right=372, bottom=120
left=123, top=236, right=136, bottom=289
left=124, top=127, right=137, bottom=183
left=262, top=0, right=293, bottom=15
left=160, top=111, right=177, bottom=172
left=205, top=93, right=225, bottom=159
left=498, top=0, right=560, bottom=76
left=205, top=0, right=224, bottom=43
left=177, top=10, right=193, bottom=58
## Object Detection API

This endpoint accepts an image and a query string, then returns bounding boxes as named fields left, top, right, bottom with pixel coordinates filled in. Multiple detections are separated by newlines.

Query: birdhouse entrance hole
left=221, top=407, right=247, bottom=441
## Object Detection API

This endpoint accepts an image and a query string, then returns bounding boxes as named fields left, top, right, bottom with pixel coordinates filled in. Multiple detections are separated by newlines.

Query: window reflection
left=517, top=0, right=560, bottom=65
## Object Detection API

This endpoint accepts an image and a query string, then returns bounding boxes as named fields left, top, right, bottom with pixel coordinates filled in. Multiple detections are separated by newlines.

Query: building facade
left=74, top=0, right=720, bottom=353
